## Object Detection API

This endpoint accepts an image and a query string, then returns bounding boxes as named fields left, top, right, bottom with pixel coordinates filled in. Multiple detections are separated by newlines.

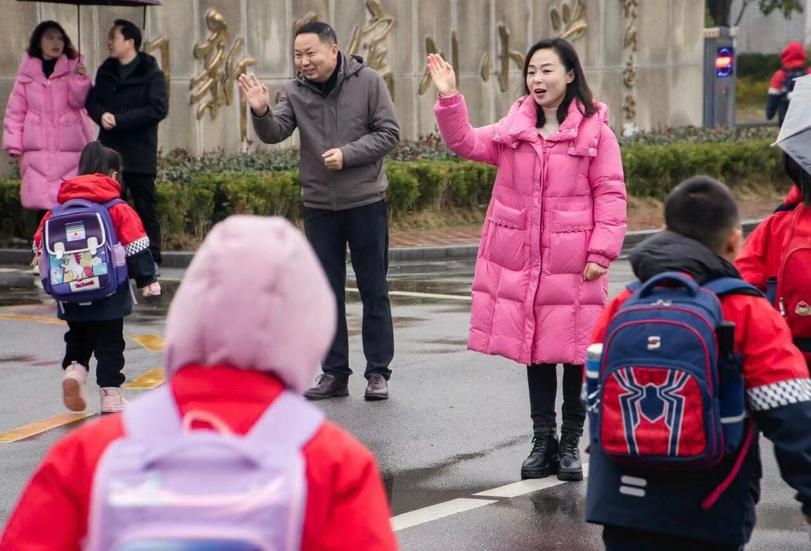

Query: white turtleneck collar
left=539, top=106, right=561, bottom=139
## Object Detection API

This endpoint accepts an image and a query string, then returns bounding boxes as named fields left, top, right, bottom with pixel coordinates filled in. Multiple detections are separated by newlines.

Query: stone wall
left=1, top=0, right=704, bottom=162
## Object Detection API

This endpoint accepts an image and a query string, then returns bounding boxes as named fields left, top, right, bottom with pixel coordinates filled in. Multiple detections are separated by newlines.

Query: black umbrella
left=17, top=0, right=162, bottom=52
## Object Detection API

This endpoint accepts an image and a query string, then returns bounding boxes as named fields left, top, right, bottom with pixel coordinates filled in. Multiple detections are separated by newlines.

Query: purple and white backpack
left=40, top=198, right=128, bottom=304
left=84, top=385, right=324, bottom=551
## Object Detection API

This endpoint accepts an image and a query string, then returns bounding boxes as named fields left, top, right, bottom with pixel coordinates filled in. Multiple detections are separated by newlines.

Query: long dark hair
left=522, top=38, right=595, bottom=127
left=784, top=153, right=811, bottom=206
left=27, top=21, right=77, bottom=60
left=78, top=142, right=122, bottom=176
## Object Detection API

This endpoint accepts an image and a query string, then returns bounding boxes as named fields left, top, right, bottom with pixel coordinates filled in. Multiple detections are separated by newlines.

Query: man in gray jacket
left=239, top=21, right=399, bottom=401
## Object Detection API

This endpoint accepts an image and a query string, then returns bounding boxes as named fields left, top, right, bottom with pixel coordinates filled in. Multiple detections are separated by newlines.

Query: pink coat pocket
left=548, top=209, right=594, bottom=274
left=484, top=200, right=527, bottom=272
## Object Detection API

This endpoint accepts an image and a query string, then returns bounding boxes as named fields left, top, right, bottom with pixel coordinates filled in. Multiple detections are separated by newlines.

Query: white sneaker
left=142, top=281, right=162, bottom=297
left=62, top=362, right=88, bottom=412
left=100, top=387, right=127, bottom=414
left=31, top=253, right=40, bottom=276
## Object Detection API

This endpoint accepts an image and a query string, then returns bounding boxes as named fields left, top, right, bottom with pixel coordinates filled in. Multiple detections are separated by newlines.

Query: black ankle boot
left=557, top=431, right=583, bottom=481
left=520, top=428, right=559, bottom=479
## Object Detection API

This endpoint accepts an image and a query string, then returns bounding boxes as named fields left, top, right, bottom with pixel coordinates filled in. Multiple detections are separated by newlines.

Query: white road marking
left=393, top=464, right=589, bottom=531
left=392, top=498, right=497, bottom=531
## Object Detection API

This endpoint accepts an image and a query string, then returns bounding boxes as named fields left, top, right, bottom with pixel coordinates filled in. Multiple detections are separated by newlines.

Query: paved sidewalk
left=0, top=220, right=762, bottom=267
left=390, top=226, right=481, bottom=248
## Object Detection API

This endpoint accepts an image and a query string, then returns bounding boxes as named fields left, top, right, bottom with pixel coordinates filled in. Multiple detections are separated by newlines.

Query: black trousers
left=602, top=526, right=742, bottom=551
left=303, top=200, right=394, bottom=382
left=62, top=318, right=126, bottom=387
left=527, top=363, right=586, bottom=434
left=122, top=171, right=161, bottom=265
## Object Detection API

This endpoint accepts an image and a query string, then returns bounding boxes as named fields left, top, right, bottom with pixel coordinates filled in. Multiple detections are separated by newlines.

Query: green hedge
left=737, top=53, right=781, bottom=82
left=736, top=76, right=771, bottom=107
left=0, top=139, right=786, bottom=247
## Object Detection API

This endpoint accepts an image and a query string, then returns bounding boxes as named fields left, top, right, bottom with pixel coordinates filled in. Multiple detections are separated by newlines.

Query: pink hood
left=17, top=52, right=80, bottom=82
left=164, top=216, right=337, bottom=393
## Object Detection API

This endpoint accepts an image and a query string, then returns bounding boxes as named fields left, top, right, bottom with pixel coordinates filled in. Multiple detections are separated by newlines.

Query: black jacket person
left=86, top=19, right=168, bottom=265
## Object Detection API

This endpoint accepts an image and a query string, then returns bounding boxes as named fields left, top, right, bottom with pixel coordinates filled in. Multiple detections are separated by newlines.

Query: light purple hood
left=164, top=216, right=336, bottom=393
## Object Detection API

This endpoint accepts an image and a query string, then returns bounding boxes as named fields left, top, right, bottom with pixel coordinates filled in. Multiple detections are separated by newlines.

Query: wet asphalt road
left=0, top=258, right=807, bottom=550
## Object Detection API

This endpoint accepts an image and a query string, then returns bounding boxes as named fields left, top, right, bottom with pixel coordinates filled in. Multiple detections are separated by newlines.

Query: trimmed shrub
left=0, top=138, right=788, bottom=247
left=737, top=53, right=781, bottom=82
left=736, top=77, right=771, bottom=107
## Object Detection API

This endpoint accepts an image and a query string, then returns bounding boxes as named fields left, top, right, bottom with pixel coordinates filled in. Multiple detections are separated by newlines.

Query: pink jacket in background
left=434, top=93, right=627, bottom=366
left=3, top=53, right=93, bottom=210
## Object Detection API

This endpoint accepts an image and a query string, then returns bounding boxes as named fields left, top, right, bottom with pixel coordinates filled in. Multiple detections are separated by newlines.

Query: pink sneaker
left=100, top=387, right=126, bottom=414
left=62, top=362, right=88, bottom=412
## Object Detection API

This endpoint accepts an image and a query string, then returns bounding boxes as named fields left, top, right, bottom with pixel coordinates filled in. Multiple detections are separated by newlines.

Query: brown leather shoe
left=364, top=374, right=389, bottom=401
left=303, top=374, right=349, bottom=400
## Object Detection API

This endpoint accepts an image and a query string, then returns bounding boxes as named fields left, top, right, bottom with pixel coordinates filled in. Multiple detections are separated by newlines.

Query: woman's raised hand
left=427, top=53, right=457, bottom=97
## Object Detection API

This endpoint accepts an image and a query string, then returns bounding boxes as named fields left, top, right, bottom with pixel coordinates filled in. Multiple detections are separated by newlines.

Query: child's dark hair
left=783, top=153, right=811, bottom=206
left=78, top=142, right=122, bottom=176
left=113, top=19, right=142, bottom=51
left=664, top=176, right=740, bottom=254
left=28, top=21, right=77, bottom=60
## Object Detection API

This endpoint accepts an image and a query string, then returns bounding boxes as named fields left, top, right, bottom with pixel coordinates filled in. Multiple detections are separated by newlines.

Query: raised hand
left=238, top=73, right=270, bottom=115
left=427, top=53, right=457, bottom=97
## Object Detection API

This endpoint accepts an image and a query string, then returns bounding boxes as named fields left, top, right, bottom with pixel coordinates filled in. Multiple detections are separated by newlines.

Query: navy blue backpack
left=589, top=272, right=760, bottom=469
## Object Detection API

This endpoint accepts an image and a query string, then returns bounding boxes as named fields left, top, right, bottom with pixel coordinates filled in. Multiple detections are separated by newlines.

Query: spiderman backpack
left=589, top=272, right=760, bottom=469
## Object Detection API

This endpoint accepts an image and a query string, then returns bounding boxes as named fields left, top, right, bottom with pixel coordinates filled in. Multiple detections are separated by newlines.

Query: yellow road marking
left=129, top=334, right=164, bottom=352
left=0, top=313, right=64, bottom=325
left=0, top=412, right=95, bottom=443
left=124, top=368, right=166, bottom=389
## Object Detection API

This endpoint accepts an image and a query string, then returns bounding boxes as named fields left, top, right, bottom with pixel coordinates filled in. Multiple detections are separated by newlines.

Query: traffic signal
left=715, top=47, right=734, bottom=78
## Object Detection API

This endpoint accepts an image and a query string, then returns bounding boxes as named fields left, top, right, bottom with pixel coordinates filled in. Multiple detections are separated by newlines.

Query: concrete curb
left=0, top=219, right=763, bottom=267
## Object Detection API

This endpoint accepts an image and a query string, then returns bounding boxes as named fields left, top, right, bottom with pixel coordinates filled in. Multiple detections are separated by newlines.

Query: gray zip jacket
left=251, top=53, right=400, bottom=211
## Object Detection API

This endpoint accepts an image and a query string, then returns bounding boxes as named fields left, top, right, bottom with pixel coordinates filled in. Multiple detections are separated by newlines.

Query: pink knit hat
left=164, top=216, right=336, bottom=393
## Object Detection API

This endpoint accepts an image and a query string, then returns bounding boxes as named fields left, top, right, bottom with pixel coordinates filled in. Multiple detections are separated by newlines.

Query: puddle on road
left=384, top=435, right=526, bottom=515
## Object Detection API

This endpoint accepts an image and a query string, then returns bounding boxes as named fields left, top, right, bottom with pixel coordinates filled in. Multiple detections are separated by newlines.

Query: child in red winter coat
left=587, top=176, right=811, bottom=550
left=34, top=141, right=159, bottom=413
left=766, top=41, right=811, bottom=127
left=2, top=216, right=398, bottom=551
left=736, top=153, right=811, bottom=367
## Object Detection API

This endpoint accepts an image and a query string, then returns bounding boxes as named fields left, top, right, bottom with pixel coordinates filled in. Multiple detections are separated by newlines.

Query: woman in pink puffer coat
left=3, top=21, right=93, bottom=212
left=429, top=38, right=627, bottom=482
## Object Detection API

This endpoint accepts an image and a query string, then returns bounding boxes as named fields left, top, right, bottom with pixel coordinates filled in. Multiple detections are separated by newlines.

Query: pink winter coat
left=3, top=53, right=93, bottom=210
left=434, top=93, right=627, bottom=366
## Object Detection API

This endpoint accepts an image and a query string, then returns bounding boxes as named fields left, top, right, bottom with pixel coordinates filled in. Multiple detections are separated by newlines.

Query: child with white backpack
left=2, top=216, right=398, bottom=551
left=34, top=141, right=159, bottom=414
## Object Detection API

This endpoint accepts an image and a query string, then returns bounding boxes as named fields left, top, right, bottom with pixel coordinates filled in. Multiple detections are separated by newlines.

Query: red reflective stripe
left=701, top=420, right=754, bottom=511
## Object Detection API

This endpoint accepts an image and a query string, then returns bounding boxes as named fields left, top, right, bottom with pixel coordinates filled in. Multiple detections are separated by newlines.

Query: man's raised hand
left=238, top=73, right=270, bottom=116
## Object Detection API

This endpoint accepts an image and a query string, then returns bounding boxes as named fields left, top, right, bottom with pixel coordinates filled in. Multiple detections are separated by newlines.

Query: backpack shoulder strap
left=102, top=198, right=125, bottom=210
left=774, top=201, right=798, bottom=214
left=245, top=391, right=325, bottom=450
left=122, top=385, right=183, bottom=442
left=626, top=280, right=641, bottom=292
left=703, top=277, right=763, bottom=298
